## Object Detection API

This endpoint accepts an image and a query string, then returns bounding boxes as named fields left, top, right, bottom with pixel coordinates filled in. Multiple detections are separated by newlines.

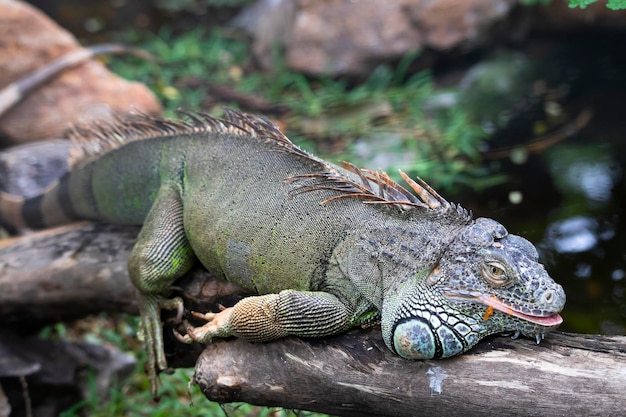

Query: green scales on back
left=0, top=109, right=566, bottom=398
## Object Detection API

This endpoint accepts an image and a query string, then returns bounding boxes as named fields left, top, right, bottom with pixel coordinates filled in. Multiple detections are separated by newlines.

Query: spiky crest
left=67, top=108, right=298, bottom=167
left=287, top=160, right=471, bottom=220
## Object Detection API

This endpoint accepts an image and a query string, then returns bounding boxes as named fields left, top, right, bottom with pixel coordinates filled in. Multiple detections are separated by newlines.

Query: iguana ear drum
left=393, top=317, right=466, bottom=359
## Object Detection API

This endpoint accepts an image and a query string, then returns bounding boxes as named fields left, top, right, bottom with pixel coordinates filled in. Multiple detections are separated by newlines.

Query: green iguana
left=0, top=109, right=565, bottom=398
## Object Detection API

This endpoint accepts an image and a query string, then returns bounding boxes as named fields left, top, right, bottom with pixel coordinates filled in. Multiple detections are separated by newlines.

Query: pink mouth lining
left=478, top=295, right=563, bottom=327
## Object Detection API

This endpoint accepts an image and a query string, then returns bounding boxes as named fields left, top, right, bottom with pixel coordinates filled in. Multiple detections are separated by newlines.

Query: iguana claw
left=172, top=307, right=234, bottom=345
left=172, top=325, right=191, bottom=344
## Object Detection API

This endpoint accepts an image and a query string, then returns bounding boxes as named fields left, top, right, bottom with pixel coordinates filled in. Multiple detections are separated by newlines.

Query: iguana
left=0, top=109, right=565, bottom=398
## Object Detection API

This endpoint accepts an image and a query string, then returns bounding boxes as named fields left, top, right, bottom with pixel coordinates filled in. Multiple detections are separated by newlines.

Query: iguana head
left=387, top=217, right=565, bottom=359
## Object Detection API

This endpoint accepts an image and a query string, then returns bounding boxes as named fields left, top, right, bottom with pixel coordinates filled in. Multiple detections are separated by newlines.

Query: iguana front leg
left=177, top=290, right=355, bottom=343
left=128, top=184, right=196, bottom=399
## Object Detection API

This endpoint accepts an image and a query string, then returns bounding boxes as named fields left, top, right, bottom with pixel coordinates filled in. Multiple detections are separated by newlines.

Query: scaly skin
left=0, top=110, right=565, bottom=398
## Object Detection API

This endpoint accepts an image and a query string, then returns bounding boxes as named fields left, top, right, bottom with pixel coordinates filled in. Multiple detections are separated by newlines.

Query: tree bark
left=193, top=330, right=626, bottom=417
left=1, top=223, right=625, bottom=416
left=0, top=223, right=249, bottom=330
left=0, top=223, right=139, bottom=329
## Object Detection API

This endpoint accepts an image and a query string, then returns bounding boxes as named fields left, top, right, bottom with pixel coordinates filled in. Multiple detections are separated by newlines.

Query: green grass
left=520, top=0, right=626, bottom=9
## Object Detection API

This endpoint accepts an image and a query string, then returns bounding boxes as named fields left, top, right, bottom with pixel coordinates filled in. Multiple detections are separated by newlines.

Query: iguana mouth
left=477, top=295, right=563, bottom=327
left=444, top=291, right=563, bottom=327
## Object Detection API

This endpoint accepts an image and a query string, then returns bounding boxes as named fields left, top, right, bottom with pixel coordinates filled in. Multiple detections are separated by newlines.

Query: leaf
left=608, top=0, right=626, bottom=9
left=568, top=0, right=626, bottom=10
left=568, top=0, right=598, bottom=8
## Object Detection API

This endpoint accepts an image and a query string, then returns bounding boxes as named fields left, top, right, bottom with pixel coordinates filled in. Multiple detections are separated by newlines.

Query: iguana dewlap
left=0, top=110, right=565, bottom=398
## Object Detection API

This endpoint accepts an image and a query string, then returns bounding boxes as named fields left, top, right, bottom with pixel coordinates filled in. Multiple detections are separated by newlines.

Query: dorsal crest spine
left=67, top=108, right=294, bottom=166
left=287, top=160, right=471, bottom=220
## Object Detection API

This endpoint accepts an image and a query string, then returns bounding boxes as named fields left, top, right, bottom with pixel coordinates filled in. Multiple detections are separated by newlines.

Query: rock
left=237, top=0, right=626, bottom=78
left=0, top=140, right=71, bottom=197
left=232, top=0, right=297, bottom=71
left=236, top=0, right=517, bottom=77
left=0, top=0, right=161, bottom=144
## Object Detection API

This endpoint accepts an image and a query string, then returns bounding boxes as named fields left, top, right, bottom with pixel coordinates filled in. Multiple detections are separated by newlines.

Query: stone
left=236, top=0, right=517, bottom=77
left=0, top=0, right=161, bottom=144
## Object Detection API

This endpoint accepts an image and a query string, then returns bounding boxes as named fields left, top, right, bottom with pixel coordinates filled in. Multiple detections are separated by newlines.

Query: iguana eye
left=482, top=261, right=509, bottom=287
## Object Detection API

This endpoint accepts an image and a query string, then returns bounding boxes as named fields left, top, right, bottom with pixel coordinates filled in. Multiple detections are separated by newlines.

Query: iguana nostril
left=543, top=291, right=554, bottom=303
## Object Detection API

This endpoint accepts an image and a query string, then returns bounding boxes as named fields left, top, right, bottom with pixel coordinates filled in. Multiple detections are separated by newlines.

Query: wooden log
left=193, top=329, right=626, bottom=417
left=0, top=223, right=139, bottom=329
left=1, top=223, right=625, bottom=416
left=0, top=223, right=248, bottom=330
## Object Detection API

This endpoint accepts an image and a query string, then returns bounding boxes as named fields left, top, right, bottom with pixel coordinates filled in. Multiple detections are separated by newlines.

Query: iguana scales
left=0, top=109, right=565, bottom=398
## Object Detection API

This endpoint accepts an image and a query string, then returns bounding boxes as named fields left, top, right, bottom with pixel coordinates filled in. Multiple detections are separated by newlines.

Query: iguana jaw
left=477, top=295, right=563, bottom=327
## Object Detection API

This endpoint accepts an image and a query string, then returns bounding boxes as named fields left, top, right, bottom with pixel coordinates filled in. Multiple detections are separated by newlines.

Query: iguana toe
left=175, top=307, right=234, bottom=344
left=138, top=306, right=164, bottom=399
left=160, top=296, right=185, bottom=322
left=172, top=325, right=193, bottom=344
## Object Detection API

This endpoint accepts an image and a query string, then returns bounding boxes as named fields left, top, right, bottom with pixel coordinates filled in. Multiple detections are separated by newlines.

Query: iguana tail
left=0, top=175, right=79, bottom=231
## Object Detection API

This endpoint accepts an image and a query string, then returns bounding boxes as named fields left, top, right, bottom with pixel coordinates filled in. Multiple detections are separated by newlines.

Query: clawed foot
left=137, top=295, right=184, bottom=400
left=173, top=306, right=234, bottom=345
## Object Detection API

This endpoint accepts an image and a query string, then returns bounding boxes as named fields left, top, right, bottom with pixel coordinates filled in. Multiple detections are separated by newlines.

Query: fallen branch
left=193, top=329, right=626, bottom=417
left=0, top=223, right=139, bottom=329
left=0, top=223, right=247, bottom=330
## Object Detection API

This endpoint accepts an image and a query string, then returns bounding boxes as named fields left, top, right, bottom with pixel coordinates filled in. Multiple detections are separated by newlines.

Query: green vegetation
left=521, top=0, right=626, bottom=8
left=154, top=0, right=254, bottom=13
left=110, top=28, right=503, bottom=192
left=568, top=0, right=626, bottom=9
